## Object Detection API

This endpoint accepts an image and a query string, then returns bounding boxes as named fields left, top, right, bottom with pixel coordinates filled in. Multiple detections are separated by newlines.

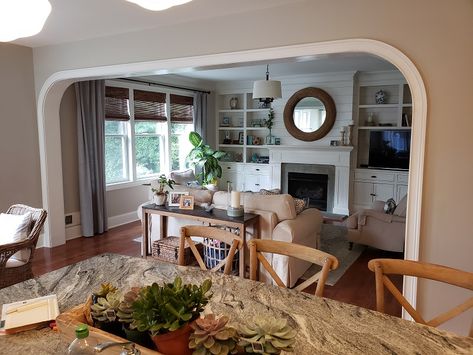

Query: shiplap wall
left=214, top=71, right=356, bottom=147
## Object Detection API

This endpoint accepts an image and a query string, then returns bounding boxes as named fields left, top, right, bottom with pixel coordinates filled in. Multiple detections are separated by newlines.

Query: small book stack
left=0, top=294, right=59, bottom=334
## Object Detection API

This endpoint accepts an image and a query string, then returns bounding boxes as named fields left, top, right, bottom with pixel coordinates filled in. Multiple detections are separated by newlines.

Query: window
left=104, top=83, right=195, bottom=187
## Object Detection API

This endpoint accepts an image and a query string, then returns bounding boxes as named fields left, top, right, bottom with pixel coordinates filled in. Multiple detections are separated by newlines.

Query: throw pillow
left=170, top=169, right=196, bottom=185
left=384, top=198, right=397, bottom=214
left=294, top=198, right=307, bottom=215
left=0, top=212, right=32, bottom=261
left=258, top=188, right=281, bottom=195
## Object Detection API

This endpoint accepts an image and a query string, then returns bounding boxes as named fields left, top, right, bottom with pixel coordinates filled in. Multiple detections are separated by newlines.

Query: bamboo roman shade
left=134, top=90, right=167, bottom=121
left=105, top=86, right=130, bottom=120
left=170, top=94, right=194, bottom=123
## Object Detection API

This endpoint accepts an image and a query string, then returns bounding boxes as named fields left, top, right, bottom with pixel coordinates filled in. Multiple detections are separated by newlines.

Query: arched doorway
left=37, top=39, right=427, bottom=318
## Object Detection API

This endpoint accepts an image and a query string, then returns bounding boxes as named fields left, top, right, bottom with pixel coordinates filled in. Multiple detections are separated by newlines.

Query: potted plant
left=152, top=174, right=176, bottom=205
left=263, top=108, right=275, bottom=145
left=132, top=276, right=213, bottom=355
left=189, top=313, right=238, bottom=355
left=187, top=131, right=227, bottom=190
left=238, top=316, right=296, bottom=354
left=90, top=284, right=123, bottom=337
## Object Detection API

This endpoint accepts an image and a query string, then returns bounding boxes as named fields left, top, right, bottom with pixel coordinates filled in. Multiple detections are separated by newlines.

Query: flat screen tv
left=368, top=130, right=411, bottom=170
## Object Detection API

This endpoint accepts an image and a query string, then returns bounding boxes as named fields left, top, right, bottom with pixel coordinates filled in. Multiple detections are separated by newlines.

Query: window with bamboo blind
left=170, top=94, right=194, bottom=171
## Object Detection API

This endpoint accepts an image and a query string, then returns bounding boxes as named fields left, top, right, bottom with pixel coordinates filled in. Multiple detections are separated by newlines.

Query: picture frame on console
left=168, top=191, right=189, bottom=207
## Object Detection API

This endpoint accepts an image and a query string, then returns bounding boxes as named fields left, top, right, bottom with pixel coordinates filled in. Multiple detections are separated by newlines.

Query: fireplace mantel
left=270, top=145, right=353, bottom=215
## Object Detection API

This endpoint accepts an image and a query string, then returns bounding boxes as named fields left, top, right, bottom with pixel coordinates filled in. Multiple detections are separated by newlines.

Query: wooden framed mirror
left=283, top=87, right=336, bottom=141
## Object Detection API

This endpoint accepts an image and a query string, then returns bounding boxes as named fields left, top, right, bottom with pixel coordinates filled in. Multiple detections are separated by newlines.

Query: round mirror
left=283, top=87, right=336, bottom=141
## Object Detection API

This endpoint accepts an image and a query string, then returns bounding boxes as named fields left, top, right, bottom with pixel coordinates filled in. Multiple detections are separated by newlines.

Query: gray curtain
left=193, top=92, right=208, bottom=141
left=75, top=80, right=108, bottom=237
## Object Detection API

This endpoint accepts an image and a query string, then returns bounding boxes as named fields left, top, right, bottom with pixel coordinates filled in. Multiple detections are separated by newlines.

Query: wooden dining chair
left=368, top=258, right=473, bottom=329
left=248, top=239, right=339, bottom=297
left=179, top=225, right=243, bottom=275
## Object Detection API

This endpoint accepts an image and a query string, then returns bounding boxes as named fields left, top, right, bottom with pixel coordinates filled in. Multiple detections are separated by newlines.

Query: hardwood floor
left=32, top=221, right=402, bottom=317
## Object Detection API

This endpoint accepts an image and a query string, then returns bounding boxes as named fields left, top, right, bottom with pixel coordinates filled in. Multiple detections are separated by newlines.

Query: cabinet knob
left=255, top=183, right=260, bottom=186
left=370, top=193, right=376, bottom=197
left=371, top=175, right=377, bottom=178
left=227, top=167, right=231, bottom=169
left=256, top=168, right=260, bottom=171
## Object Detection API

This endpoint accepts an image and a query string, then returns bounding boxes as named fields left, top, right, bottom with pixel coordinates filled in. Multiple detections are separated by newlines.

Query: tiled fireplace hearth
left=270, top=146, right=353, bottom=215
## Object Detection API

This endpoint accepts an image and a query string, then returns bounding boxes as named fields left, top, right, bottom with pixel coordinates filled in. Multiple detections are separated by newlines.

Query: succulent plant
left=189, top=314, right=238, bottom=355
left=93, top=282, right=118, bottom=298
left=117, top=287, right=141, bottom=329
left=238, top=316, right=296, bottom=354
left=132, top=276, right=212, bottom=336
left=90, top=289, right=122, bottom=323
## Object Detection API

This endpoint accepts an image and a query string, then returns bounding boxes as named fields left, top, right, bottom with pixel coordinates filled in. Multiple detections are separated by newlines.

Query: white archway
left=37, top=39, right=427, bottom=317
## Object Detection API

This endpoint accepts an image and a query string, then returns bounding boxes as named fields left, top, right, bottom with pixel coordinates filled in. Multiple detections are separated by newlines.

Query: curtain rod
left=119, top=78, right=211, bottom=94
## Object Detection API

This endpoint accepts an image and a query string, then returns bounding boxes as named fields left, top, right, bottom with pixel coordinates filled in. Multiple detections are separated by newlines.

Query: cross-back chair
left=0, top=204, right=47, bottom=289
left=179, top=225, right=242, bottom=275
left=368, top=258, right=473, bottom=330
left=248, top=239, right=339, bottom=297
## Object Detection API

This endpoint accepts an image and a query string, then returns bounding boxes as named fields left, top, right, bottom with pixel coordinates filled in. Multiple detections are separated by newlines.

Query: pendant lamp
left=252, top=65, right=282, bottom=107
left=127, top=0, right=192, bottom=11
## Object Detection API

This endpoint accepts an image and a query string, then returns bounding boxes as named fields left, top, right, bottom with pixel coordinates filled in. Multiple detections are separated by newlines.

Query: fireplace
left=288, top=172, right=328, bottom=211
left=282, top=163, right=335, bottom=213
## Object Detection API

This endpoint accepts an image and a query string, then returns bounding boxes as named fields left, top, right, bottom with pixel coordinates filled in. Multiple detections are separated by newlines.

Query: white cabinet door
left=244, top=174, right=260, bottom=192
left=353, top=181, right=374, bottom=206
left=374, top=183, right=395, bottom=202
left=397, top=185, right=408, bottom=202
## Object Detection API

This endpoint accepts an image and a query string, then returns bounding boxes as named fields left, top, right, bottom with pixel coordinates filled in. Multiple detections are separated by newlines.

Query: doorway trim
left=37, top=39, right=426, bottom=319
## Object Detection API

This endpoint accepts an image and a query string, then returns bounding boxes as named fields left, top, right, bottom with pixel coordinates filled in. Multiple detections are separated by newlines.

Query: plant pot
left=95, top=320, right=125, bottom=338
left=153, top=193, right=167, bottom=206
left=204, top=183, right=218, bottom=191
left=123, top=326, right=155, bottom=350
left=151, top=322, right=193, bottom=355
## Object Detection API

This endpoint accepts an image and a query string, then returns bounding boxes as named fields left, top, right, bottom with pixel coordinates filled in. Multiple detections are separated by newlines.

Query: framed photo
left=221, top=117, right=231, bottom=127
left=238, top=132, right=244, bottom=145
left=179, top=195, right=194, bottom=210
left=168, top=191, right=189, bottom=207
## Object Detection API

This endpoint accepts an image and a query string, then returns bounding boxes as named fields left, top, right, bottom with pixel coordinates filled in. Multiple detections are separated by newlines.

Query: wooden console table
left=141, top=204, right=260, bottom=278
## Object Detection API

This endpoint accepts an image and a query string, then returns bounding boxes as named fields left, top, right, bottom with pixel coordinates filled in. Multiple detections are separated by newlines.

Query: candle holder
left=227, top=185, right=244, bottom=217
left=227, top=206, right=244, bottom=217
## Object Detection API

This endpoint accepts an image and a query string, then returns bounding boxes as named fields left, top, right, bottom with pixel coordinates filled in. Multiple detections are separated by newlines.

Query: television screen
left=368, top=130, right=411, bottom=170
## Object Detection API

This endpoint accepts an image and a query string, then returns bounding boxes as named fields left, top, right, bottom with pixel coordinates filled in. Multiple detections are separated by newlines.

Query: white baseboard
left=108, top=211, right=139, bottom=229
left=66, top=225, right=82, bottom=240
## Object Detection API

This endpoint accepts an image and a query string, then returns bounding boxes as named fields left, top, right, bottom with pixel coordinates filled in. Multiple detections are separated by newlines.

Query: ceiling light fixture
left=126, top=0, right=192, bottom=11
left=252, top=64, right=282, bottom=107
left=0, top=0, right=51, bottom=42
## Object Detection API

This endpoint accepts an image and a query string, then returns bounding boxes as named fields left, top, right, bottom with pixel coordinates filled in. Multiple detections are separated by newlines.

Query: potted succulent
left=238, top=316, right=296, bottom=354
left=189, top=314, right=238, bottom=355
left=186, top=131, right=227, bottom=190
left=152, top=174, right=176, bottom=205
left=132, top=276, right=213, bottom=355
left=90, top=283, right=123, bottom=337
left=117, top=287, right=155, bottom=349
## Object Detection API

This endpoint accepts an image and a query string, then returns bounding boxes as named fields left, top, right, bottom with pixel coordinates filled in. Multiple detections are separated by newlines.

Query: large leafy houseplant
left=187, top=132, right=226, bottom=186
left=132, top=277, right=213, bottom=355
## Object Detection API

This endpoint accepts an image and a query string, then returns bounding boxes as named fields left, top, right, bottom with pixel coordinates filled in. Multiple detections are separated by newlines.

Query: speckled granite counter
left=0, top=254, right=472, bottom=354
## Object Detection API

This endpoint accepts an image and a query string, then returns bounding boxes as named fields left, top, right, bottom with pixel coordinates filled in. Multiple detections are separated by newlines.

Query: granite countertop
left=0, top=254, right=472, bottom=354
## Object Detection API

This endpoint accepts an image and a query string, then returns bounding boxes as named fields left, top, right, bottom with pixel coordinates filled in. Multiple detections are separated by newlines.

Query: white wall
left=31, top=0, right=473, bottom=335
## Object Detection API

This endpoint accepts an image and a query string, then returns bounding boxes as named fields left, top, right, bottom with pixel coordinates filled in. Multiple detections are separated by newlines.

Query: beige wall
left=0, top=43, right=41, bottom=211
left=31, top=0, right=473, bottom=334
left=59, top=84, right=80, bottom=214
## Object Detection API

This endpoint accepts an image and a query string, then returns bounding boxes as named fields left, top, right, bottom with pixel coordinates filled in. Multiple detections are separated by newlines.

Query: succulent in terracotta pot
left=238, top=316, right=296, bottom=354
left=189, top=314, right=238, bottom=355
left=132, top=276, right=213, bottom=355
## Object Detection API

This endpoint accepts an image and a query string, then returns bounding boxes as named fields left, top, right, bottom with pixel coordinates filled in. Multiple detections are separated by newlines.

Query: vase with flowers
left=263, top=108, right=275, bottom=145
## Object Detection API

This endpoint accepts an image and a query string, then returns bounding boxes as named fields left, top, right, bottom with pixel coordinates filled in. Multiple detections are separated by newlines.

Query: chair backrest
left=6, top=204, right=47, bottom=244
left=368, top=258, right=473, bottom=328
left=179, top=225, right=242, bottom=275
left=248, top=239, right=339, bottom=297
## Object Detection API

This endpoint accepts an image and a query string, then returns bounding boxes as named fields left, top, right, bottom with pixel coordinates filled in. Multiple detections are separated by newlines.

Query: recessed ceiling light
left=0, top=0, right=51, bottom=42
left=126, top=0, right=192, bottom=11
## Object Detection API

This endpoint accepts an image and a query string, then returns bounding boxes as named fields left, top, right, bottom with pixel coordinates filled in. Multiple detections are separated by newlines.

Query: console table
left=141, top=204, right=260, bottom=278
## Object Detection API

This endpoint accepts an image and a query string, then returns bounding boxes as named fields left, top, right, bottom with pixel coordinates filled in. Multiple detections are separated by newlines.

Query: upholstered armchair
left=345, top=196, right=407, bottom=252
left=0, top=204, right=47, bottom=289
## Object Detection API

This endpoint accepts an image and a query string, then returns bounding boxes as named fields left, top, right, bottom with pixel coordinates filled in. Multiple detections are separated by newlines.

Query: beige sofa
left=345, top=196, right=407, bottom=252
left=138, top=188, right=323, bottom=288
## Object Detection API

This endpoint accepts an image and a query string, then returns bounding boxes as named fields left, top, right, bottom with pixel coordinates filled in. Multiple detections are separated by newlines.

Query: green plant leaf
left=189, top=131, right=203, bottom=147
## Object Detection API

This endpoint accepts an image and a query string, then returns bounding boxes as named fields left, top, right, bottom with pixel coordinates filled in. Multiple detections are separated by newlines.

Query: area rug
left=301, top=224, right=365, bottom=286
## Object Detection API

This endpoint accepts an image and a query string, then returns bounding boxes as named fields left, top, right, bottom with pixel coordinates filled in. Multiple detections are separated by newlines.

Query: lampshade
left=127, top=0, right=192, bottom=11
left=252, top=80, right=282, bottom=100
left=252, top=65, right=282, bottom=103
left=0, top=0, right=51, bottom=42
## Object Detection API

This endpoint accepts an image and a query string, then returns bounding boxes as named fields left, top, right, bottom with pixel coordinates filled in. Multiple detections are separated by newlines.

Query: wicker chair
left=0, top=204, right=47, bottom=289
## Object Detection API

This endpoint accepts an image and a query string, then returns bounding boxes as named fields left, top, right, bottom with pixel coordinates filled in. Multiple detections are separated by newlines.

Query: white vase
left=204, top=183, right=218, bottom=191
left=153, top=193, right=167, bottom=206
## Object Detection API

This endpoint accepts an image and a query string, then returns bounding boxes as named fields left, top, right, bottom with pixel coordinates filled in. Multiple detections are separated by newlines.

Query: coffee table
left=141, top=204, right=260, bottom=278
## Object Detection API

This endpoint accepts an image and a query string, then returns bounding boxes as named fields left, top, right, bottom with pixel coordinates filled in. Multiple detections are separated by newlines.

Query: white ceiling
left=157, top=53, right=396, bottom=82
left=13, top=0, right=301, bottom=47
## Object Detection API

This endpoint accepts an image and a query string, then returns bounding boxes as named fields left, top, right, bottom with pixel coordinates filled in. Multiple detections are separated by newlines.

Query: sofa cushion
left=258, top=189, right=305, bottom=214
left=170, top=169, right=196, bottom=185
left=243, top=193, right=297, bottom=222
left=393, top=195, right=407, bottom=217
